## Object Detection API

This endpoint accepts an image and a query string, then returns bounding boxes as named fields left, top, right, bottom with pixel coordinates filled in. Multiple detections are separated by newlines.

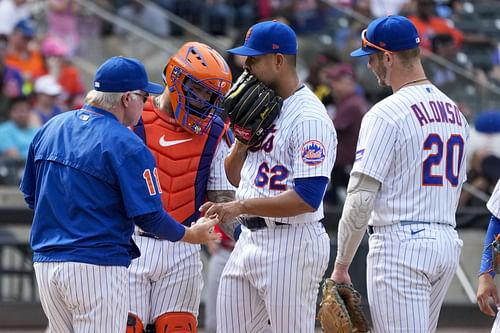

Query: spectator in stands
left=408, top=0, right=491, bottom=52
left=201, top=0, right=233, bottom=36
left=0, top=95, right=38, bottom=160
left=30, top=75, right=64, bottom=127
left=41, top=36, right=84, bottom=109
left=0, top=33, right=23, bottom=122
left=459, top=110, right=500, bottom=207
left=46, top=0, right=80, bottom=56
left=325, top=64, right=368, bottom=204
left=5, top=19, right=45, bottom=93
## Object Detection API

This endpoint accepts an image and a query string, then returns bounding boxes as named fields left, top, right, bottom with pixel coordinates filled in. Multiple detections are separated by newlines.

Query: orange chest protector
left=133, top=101, right=228, bottom=225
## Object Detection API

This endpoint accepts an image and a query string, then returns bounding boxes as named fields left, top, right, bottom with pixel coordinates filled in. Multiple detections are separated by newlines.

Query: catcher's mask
left=163, top=42, right=232, bottom=134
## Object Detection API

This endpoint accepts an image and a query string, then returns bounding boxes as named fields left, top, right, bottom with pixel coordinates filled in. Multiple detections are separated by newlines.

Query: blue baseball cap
left=351, top=16, right=420, bottom=57
left=93, top=56, right=163, bottom=94
left=14, top=19, right=36, bottom=38
left=227, top=20, right=297, bottom=56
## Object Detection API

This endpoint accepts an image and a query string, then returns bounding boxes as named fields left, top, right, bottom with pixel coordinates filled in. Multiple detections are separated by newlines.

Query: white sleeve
left=291, top=115, right=337, bottom=179
left=351, top=112, right=398, bottom=183
left=207, top=138, right=234, bottom=191
left=488, top=180, right=500, bottom=219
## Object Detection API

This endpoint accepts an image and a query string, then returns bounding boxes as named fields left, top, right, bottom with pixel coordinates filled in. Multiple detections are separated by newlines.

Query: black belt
left=240, top=217, right=288, bottom=231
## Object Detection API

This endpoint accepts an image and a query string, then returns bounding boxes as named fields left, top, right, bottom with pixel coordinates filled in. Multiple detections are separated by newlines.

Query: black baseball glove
left=223, top=71, right=282, bottom=146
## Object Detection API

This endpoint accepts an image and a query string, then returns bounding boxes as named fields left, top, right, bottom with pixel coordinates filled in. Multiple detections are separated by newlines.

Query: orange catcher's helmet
left=163, top=42, right=232, bottom=134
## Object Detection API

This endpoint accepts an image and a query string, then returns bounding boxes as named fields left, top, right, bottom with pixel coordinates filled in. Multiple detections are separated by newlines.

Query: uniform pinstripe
left=487, top=180, right=500, bottom=220
left=128, top=139, right=233, bottom=324
left=488, top=180, right=500, bottom=333
left=354, top=84, right=468, bottom=333
left=217, top=86, right=337, bottom=333
left=34, top=262, right=128, bottom=333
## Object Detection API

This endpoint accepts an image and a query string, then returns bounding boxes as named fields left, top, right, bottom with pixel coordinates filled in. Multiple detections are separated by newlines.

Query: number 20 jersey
left=352, top=84, right=470, bottom=227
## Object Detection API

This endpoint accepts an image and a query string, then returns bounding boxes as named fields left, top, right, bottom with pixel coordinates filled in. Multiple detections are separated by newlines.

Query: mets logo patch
left=301, top=140, right=326, bottom=166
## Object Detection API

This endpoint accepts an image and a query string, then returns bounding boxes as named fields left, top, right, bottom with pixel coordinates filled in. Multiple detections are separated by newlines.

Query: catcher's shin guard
left=154, top=312, right=197, bottom=333
left=126, top=312, right=145, bottom=333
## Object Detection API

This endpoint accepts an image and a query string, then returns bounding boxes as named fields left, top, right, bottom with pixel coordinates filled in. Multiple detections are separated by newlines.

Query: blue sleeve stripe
left=294, top=176, right=329, bottom=210
left=479, top=215, right=500, bottom=277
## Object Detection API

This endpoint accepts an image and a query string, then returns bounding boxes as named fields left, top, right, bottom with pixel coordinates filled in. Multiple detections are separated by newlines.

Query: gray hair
left=83, top=90, right=140, bottom=110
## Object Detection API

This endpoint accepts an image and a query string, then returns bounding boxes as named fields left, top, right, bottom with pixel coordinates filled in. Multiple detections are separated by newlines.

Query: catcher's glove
left=223, top=71, right=282, bottom=146
left=317, top=278, right=370, bottom=333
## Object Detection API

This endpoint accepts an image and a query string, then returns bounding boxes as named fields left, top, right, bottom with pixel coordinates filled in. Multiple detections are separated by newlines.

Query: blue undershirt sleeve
left=294, top=176, right=329, bottom=210
left=479, top=215, right=500, bottom=277
left=134, top=210, right=186, bottom=242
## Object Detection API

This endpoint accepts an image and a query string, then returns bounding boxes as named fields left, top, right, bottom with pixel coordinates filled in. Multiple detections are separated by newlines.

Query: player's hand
left=181, top=216, right=221, bottom=244
left=199, top=200, right=244, bottom=224
left=477, top=273, right=500, bottom=317
left=331, top=262, right=352, bottom=285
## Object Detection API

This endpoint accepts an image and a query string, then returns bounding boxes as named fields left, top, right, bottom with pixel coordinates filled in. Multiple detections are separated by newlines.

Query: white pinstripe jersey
left=208, top=137, right=234, bottom=191
left=487, top=180, right=500, bottom=219
left=235, top=85, right=337, bottom=224
left=352, top=84, right=469, bottom=227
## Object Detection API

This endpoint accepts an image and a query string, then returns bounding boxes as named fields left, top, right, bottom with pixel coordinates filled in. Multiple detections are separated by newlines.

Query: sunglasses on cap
left=132, top=92, right=149, bottom=103
left=361, top=29, right=393, bottom=54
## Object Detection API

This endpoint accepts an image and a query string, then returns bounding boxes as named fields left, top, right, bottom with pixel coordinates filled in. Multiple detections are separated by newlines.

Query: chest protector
left=133, top=99, right=229, bottom=225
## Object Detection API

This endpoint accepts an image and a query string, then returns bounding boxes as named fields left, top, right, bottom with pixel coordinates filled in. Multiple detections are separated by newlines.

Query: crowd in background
left=0, top=0, right=498, bottom=211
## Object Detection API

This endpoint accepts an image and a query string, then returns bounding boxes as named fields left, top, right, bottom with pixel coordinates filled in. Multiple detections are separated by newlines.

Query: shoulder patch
left=301, top=140, right=326, bottom=166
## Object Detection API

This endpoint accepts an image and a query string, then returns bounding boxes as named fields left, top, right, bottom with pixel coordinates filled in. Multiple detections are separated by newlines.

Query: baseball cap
left=351, top=16, right=420, bottom=57
left=34, top=75, right=62, bottom=96
left=227, top=20, right=297, bottom=56
left=41, top=36, right=70, bottom=57
left=14, top=19, right=36, bottom=38
left=93, top=56, right=163, bottom=94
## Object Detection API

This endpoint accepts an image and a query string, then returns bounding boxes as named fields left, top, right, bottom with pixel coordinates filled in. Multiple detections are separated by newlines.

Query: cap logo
left=272, top=43, right=280, bottom=50
left=416, top=37, right=420, bottom=43
left=379, top=41, right=386, bottom=47
left=94, top=82, right=100, bottom=88
left=245, top=27, right=253, bottom=42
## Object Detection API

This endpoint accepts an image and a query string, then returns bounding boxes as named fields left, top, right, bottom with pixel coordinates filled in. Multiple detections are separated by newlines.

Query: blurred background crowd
left=0, top=0, right=498, bottom=216
left=0, top=1, right=498, bottom=328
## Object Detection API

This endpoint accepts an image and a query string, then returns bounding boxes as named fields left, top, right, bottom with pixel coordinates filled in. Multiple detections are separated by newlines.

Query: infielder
left=201, top=20, right=338, bottom=333
left=20, top=56, right=219, bottom=333
left=126, top=42, right=235, bottom=333
left=330, top=16, right=468, bottom=333
left=478, top=179, right=500, bottom=332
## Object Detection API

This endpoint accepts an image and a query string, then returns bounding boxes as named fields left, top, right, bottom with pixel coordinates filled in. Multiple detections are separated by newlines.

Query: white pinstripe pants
left=367, top=223, right=462, bottom=333
left=128, top=235, right=203, bottom=325
left=34, top=262, right=128, bottom=333
left=216, top=222, right=330, bottom=333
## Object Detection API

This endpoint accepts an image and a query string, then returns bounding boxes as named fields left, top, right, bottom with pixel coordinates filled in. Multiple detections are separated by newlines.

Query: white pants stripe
left=128, top=235, right=202, bottom=325
left=367, top=223, right=462, bottom=333
left=217, top=222, right=330, bottom=333
left=34, top=262, right=128, bottom=333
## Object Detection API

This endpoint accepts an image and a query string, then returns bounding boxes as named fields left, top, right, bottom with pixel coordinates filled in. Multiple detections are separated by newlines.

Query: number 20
left=422, top=134, right=464, bottom=187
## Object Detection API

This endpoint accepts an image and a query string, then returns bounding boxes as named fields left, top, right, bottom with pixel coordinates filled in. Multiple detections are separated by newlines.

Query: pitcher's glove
left=223, top=71, right=282, bottom=146
left=317, top=278, right=370, bottom=333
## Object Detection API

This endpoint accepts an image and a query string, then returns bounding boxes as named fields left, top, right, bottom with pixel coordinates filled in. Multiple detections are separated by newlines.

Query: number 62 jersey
left=352, top=84, right=469, bottom=227
left=235, top=85, right=337, bottom=225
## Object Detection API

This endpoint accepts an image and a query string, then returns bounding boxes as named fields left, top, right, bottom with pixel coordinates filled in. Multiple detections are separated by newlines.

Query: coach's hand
left=181, top=216, right=221, bottom=244
left=199, top=200, right=243, bottom=224
left=477, top=273, right=500, bottom=317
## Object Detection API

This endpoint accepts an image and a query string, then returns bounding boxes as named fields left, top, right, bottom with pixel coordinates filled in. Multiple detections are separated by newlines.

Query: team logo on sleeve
left=301, top=140, right=326, bottom=166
